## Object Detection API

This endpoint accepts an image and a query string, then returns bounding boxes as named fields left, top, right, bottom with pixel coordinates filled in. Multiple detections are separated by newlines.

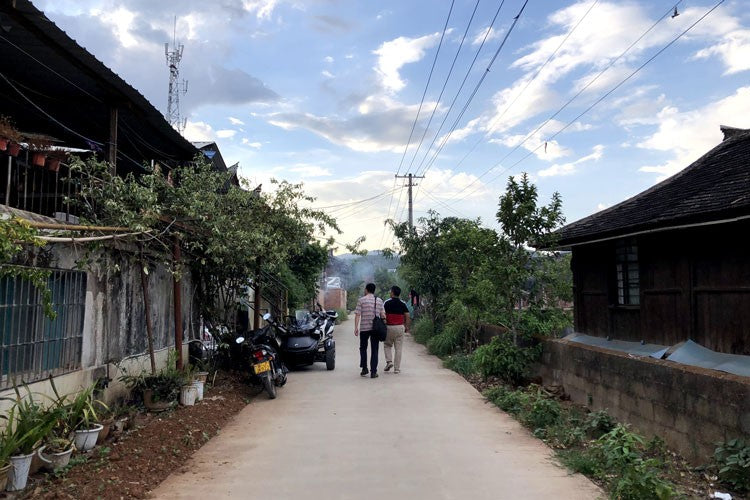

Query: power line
left=405, top=0, right=508, bottom=184
left=437, top=0, right=687, bottom=205
left=311, top=187, right=398, bottom=211
left=415, top=0, right=530, bottom=180
left=404, top=0, right=483, bottom=175
left=452, top=0, right=601, bottom=173
left=450, top=0, right=724, bottom=205
left=379, top=0, right=456, bottom=248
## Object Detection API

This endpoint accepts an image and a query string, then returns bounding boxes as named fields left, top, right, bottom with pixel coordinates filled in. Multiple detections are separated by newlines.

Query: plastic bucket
left=37, top=446, right=74, bottom=472
left=74, top=423, right=104, bottom=453
left=192, top=380, right=204, bottom=401
left=180, top=385, right=197, bottom=406
left=6, top=452, right=34, bottom=491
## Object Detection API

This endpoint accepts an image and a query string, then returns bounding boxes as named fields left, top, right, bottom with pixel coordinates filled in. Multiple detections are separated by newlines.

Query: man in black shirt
left=383, top=286, right=410, bottom=374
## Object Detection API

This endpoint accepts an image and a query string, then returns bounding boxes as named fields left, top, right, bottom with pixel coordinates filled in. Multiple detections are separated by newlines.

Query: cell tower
left=165, top=17, right=188, bottom=134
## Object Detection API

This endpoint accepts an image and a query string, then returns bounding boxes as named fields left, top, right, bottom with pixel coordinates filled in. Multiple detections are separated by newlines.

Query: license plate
left=253, top=360, right=271, bottom=374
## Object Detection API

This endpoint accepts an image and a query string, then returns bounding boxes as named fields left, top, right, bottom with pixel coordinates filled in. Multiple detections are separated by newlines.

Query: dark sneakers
left=384, top=362, right=393, bottom=372
left=370, top=372, right=378, bottom=378
left=360, top=368, right=368, bottom=377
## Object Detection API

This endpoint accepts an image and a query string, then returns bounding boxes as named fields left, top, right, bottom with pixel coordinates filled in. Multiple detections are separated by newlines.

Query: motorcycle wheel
left=262, top=372, right=277, bottom=399
left=325, top=348, right=335, bottom=371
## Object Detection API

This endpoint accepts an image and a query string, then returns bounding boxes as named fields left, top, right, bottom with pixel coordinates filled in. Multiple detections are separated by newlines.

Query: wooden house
left=555, top=126, right=750, bottom=355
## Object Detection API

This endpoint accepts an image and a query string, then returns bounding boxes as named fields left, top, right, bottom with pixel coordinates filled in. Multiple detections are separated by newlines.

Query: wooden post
left=108, top=106, right=118, bottom=175
left=173, top=237, right=183, bottom=370
left=139, top=247, right=157, bottom=375
left=253, top=258, right=262, bottom=330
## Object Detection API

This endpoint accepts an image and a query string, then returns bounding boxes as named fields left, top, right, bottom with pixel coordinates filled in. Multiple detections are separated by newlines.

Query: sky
left=34, top=0, right=750, bottom=252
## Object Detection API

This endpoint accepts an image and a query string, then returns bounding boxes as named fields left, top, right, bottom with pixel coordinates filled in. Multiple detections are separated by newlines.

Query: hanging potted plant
left=28, top=138, right=53, bottom=168
left=0, top=115, right=22, bottom=155
left=45, top=149, right=67, bottom=173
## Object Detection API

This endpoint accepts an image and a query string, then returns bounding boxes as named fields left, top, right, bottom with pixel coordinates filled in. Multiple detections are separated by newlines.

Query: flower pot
left=0, top=138, right=8, bottom=151
left=192, top=379, right=204, bottom=401
left=37, top=445, right=74, bottom=472
left=113, top=416, right=129, bottom=434
left=45, top=157, right=61, bottom=172
left=73, top=423, right=103, bottom=453
left=6, top=451, right=34, bottom=491
left=143, top=389, right=171, bottom=413
left=0, top=464, right=11, bottom=492
left=28, top=446, right=44, bottom=475
left=31, top=152, right=46, bottom=167
left=97, top=418, right=114, bottom=444
left=179, top=384, right=197, bottom=406
left=7, top=142, right=20, bottom=157
left=194, top=371, right=209, bottom=384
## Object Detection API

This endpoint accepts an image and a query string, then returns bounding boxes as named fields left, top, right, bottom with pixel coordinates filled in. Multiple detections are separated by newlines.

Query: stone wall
left=539, top=338, right=750, bottom=463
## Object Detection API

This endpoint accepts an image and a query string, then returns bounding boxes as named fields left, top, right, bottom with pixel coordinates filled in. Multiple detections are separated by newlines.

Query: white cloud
left=596, top=202, right=609, bottom=211
left=472, top=26, right=502, bottom=45
left=324, top=56, right=334, bottom=63
left=538, top=144, right=604, bottom=177
left=241, top=138, right=262, bottom=148
left=637, top=86, right=750, bottom=179
left=289, top=165, right=332, bottom=177
left=321, top=70, right=334, bottom=78
left=183, top=120, right=216, bottom=141
left=373, top=32, right=441, bottom=93
left=694, top=29, right=750, bottom=75
left=490, top=119, right=578, bottom=160
left=216, top=129, right=237, bottom=138
left=241, top=0, right=280, bottom=21
left=228, top=117, right=245, bottom=126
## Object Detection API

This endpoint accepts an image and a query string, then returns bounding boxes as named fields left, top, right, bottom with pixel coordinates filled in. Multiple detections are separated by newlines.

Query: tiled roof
left=555, top=126, right=750, bottom=246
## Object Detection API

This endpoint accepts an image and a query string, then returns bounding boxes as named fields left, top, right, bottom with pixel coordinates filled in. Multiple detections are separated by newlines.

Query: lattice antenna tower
left=165, top=17, right=188, bottom=134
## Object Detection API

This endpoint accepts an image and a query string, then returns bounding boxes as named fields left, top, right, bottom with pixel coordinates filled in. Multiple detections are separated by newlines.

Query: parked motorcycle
left=234, top=313, right=287, bottom=399
left=269, top=310, right=337, bottom=371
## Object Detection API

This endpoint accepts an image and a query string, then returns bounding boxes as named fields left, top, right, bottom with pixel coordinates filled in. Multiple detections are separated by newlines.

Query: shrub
left=611, top=459, right=675, bottom=500
left=443, top=354, right=476, bottom=376
left=334, top=308, right=348, bottom=324
left=714, top=438, right=750, bottom=492
left=427, top=321, right=463, bottom=356
left=411, top=317, right=436, bottom=344
left=473, top=335, right=541, bottom=384
left=558, top=448, right=601, bottom=476
left=585, top=409, right=615, bottom=438
left=523, top=393, right=562, bottom=430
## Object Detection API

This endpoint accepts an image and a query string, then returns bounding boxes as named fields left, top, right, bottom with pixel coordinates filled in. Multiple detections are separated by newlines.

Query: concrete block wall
left=539, top=339, right=750, bottom=463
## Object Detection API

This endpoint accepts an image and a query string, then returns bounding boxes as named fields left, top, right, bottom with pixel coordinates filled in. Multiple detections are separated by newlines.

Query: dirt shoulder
left=20, top=374, right=255, bottom=500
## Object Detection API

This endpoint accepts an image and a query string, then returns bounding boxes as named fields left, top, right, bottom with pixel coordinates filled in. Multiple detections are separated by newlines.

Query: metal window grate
left=615, top=239, right=640, bottom=306
left=0, top=266, right=86, bottom=389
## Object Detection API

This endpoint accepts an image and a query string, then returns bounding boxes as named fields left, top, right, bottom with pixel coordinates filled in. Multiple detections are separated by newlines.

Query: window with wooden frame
left=615, top=239, right=639, bottom=305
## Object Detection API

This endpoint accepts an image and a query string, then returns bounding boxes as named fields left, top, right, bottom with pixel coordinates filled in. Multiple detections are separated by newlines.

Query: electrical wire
left=415, top=0, right=530, bottom=180
left=404, top=0, right=483, bottom=175
left=452, top=0, right=601, bottom=174
left=449, top=0, right=724, bottom=205
left=379, top=0, right=456, bottom=248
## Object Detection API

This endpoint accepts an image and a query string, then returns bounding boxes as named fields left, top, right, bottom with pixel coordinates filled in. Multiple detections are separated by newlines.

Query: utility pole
left=165, top=17, right=188, bottom=134
left=395, top=173, right=424, bottom=229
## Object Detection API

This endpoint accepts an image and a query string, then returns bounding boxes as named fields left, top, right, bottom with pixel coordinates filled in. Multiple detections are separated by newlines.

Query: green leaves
left=714, top=438, right=750, bottom=492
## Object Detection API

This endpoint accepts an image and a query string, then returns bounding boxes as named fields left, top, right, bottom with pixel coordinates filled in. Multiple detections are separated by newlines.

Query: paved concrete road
left=152, top=319, right=601, bottom=500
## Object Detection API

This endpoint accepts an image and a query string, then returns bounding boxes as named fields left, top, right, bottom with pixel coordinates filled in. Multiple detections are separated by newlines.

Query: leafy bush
left=334, top=308, right=348, bottom=324
left=443, top=354, right=476, bottom=376
left=427, top=321, right=463, bottom=356
left=611, top=459, right=675, bottom=500
left=585, top=409, right=615, bottom=437
left=714, top=438, right=750, bottom=492
left=523, top=393, right=562, bottom=430
left=473, top=335, right=541, bottom=384
left=411, top=318, right=436, bottom=344
left=558, top=448, right=601, bottom=476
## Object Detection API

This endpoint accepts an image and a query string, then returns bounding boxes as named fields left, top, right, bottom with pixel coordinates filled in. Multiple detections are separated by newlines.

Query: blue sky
left=35, top=0, right=750, bottom=251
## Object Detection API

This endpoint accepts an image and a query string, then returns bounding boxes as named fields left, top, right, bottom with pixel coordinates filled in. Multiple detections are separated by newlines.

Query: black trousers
left=359, top=330, right=379, bottom=373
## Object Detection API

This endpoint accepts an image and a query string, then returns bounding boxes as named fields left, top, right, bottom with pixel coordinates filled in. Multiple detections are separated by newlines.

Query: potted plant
left=179, top=364, right=198, bottom=406
left=65, top=384, right=107, bottom=452
left=37, top=436, right=74, bottom=472
left=0, top=389, right=56, bottom=491
left=44, top=149, right=67, bottom=173
left=0, top=115, right=22, bottom=156
left=120, top=351, right=183, bottom=412
left=27, top=138, right=53, bottom=167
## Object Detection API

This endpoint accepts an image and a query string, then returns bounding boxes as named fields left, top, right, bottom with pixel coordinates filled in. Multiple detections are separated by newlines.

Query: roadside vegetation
left=393, top=173, right=747, bottom=499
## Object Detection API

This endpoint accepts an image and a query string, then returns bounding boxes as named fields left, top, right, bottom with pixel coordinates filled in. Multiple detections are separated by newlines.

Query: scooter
left=235, top=313, right=287, bottom=399
left=267, top=310, right=337, bottom=371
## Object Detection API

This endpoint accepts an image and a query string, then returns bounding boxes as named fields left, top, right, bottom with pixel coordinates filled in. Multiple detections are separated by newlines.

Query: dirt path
left=151, top=319, right=601, bottom=499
